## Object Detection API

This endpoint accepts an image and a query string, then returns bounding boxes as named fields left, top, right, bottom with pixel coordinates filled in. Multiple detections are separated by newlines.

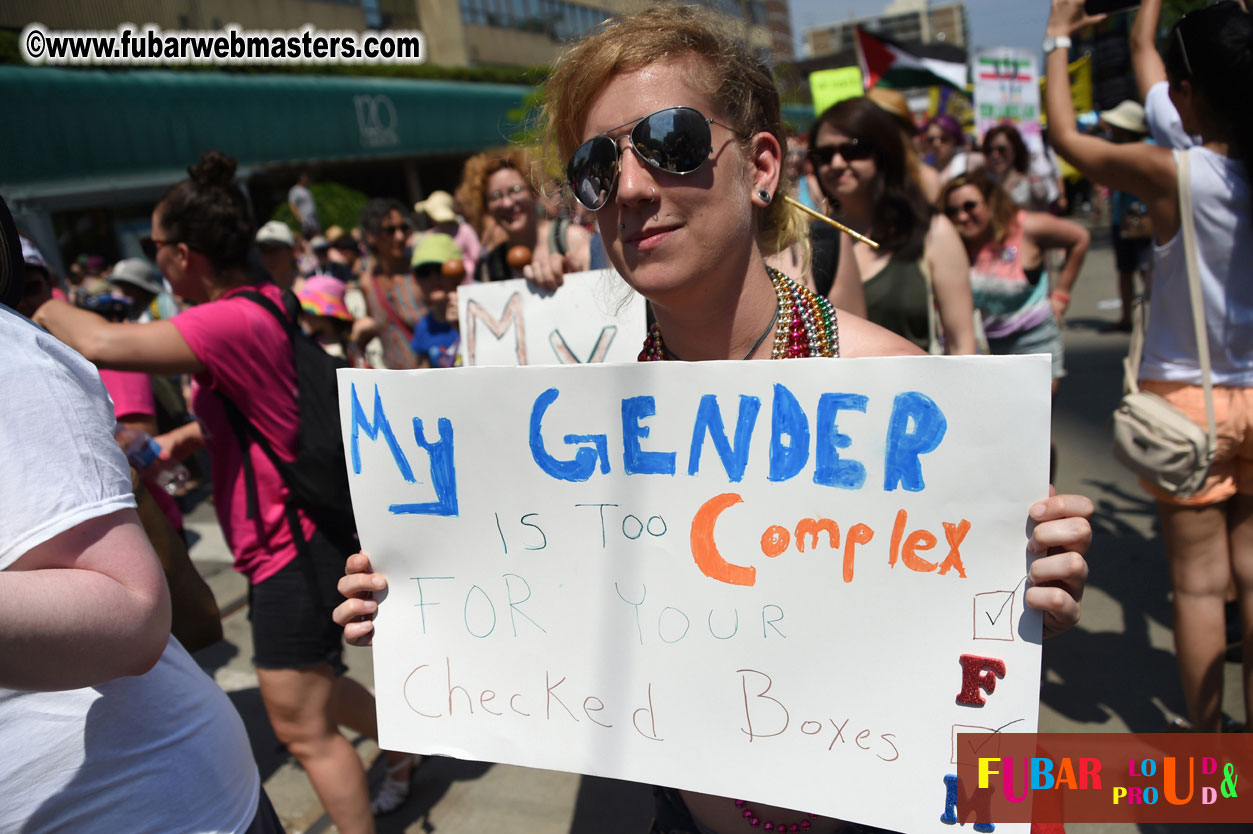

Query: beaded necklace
left=638, top=267, right=839, bottom=361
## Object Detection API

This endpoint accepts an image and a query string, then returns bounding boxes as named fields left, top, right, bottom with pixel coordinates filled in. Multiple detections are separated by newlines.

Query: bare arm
left=1130, top=0, right=1167, bottom=100
left=828, top=237, right=867, bottom=319
left=0, top=509, right=171, bottom=690
left=1045, top=0, right=1179, bottom=234
left=1023, top=212, right=1091, bottom=319
left=837, top=311, right=926, bottom=358
left=925, top=214, right=976, bottom=355
left=33, top=299, right=204, bottom=375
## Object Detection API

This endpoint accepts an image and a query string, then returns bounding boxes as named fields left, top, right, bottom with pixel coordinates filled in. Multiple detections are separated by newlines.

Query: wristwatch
left=1042, top=35, right=1072, bottom=54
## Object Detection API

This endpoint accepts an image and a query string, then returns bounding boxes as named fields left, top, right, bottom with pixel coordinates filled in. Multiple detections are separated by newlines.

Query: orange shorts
left=1139, top=380, right=1253, bottom=507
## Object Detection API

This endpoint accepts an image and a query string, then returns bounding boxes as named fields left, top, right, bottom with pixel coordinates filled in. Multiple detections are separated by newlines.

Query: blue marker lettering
left=622, top=396, right=676, bottom=475
left=687, top=394, right=761, bottom=482
left=349, top=382, right=414, bottom=481
left=814, top=393, right=868, bottom=489
left=884, top=392, right=947, bottom=492
left=529, top=388, right=609, bottom=482
left=768, top=384, right=810, bottom=482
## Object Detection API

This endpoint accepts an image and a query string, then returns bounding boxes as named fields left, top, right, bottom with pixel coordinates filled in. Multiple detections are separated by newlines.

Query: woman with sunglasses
left=333, top=8, right=1094, bottom=833
left=457, top=148, right=591, bottom=289
left=358, top=198, right=424, bottom=370
left=34, top=151, right=415, bottom=833
left=939, top=169, right=1089, bottom=394
left=1047, top=0, right=1253, bottom=733
left=809, top=97, right=977, bottom=355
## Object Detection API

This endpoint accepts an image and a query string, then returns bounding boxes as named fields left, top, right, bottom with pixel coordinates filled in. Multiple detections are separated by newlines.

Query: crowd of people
left=3, top=0, right=1250, bottom=832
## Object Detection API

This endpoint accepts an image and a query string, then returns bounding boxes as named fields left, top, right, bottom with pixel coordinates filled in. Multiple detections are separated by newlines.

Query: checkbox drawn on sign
left=972, top=576, right=1026, bottom=641
left=950, top=719, right=1026, bottom=765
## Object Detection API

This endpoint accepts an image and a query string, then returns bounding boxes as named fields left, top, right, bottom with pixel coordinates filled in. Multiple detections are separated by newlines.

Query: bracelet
left=1051, top=289, right=1071, bottom=304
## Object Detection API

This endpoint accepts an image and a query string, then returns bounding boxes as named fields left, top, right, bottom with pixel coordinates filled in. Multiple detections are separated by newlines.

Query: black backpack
left=219, top=287, right=357, bottom=551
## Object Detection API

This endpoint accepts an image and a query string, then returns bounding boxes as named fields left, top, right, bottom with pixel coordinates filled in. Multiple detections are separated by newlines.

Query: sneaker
left=370, top=753, right=421, bottom=816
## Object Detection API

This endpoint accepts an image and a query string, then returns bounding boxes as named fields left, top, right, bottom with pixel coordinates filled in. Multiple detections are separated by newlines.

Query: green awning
left=1, top=67, right=530, bottom=197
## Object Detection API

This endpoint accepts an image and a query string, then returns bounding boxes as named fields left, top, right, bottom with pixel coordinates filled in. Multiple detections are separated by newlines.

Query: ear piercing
left=758, top=189, right=772, bottom=204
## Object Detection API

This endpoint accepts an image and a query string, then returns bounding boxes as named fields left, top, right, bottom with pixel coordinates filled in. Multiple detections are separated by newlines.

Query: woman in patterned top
left=357, top=198, right=424, bottom=369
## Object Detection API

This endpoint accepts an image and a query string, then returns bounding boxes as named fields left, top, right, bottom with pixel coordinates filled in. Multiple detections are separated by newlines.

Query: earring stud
left=758, top=189, right=772, bottom=204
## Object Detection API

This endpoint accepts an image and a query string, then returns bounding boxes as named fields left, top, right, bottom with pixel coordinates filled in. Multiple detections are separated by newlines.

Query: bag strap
left=370, top=274, right=415, bottom=340
left=1175, top=149, right=1218, bottom=451
left=215, top=288, right=306, bottom=545
left=919, top=254, right=941, bottom=355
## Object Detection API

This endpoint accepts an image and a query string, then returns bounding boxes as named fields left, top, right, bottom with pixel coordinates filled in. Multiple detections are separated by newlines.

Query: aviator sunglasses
left=566, top=106, right=741, bottom=211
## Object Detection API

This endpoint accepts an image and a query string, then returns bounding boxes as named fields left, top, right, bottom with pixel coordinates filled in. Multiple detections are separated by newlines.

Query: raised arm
left=1, top=509, right=172, bottom=690
left=34, top=299, right=204, bottom=375
left=1130, top=0, right=1168, bottom=100
left=1045, top=0, right=1179, bottom=230
left=925, top=213, right=976, bottom=355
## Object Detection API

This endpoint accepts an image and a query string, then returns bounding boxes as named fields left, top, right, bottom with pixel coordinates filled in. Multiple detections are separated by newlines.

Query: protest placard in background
left=456, top=270, right=646, bottom=366
left=974, top=48, right=1043, bottom=151
left=340, top=355, right=1050, bottom=833
left=809, top=66, right=864, bottom=116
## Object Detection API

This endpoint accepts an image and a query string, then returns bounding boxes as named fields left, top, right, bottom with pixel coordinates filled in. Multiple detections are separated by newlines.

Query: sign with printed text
left=456, top=270, right=646, bottom=366
left=339, top=355, right=1051, bottom=833
left=809, top=66, right=865, bottom=116
left=974, top=48, right=1043, bottom=152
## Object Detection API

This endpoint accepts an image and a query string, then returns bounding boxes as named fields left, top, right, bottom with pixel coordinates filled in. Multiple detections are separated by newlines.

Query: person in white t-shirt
left=0, top=298, right=283, bottom=833
left=1046, top=0, right=1253, bottom=733
left=1131, top=0, right=1199, bottom=151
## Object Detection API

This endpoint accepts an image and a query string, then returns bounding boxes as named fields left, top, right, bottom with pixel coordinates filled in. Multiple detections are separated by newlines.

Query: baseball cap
left=256, top=220, right=296, bottom=248
left=109, top=257, right=164, bottom=296
left=410, top=233, right=463, bottom=273
left=415, top=191, right=457, bottom=224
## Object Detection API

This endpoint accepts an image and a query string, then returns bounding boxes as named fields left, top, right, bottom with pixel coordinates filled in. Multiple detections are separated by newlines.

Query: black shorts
left=1111, top=223, right=1151, bottom=273
left=249, top=525, right=349, bottom=675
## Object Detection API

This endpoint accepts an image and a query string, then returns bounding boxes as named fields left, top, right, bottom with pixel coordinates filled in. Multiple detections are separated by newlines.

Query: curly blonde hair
left=455, top=147, right=540, bottom=236
left=540, top=5, right=805, bottom=257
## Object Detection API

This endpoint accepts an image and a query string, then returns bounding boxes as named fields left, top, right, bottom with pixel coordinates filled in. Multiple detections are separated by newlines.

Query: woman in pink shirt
left=35, top=151, right=414, bottom=832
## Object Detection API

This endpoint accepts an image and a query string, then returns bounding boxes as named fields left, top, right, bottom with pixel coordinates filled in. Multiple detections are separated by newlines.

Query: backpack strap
left=216, top=287, right=313, bottom=551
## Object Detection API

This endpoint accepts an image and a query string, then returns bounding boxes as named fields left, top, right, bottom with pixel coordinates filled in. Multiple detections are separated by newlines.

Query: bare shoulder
left=835, top=309, right=926, bottom=358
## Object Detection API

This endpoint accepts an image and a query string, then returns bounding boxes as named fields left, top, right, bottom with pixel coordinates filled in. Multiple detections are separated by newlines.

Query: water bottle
left=114, top=423, right=190, bottom=495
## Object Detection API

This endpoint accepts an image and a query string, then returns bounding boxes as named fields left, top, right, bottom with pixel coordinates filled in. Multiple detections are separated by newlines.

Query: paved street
left=187, top=222, right=1246, bottom=834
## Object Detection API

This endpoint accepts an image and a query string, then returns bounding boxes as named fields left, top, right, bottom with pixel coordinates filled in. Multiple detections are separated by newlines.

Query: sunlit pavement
left=187, top=220, right=1244, bottom=833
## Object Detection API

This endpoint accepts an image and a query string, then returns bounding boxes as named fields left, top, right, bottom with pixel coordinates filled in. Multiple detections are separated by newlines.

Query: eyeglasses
left=566, top=106, right=741, bottom=212
left=809, top=140, right=873, bottom=167
left=381, top=223, right=410, bottom=237
left=987, top=144, right=1013, bottom=157
left=487, top=184, right=530, bottom=205
left=944, top=199, right=982, bottom=218
left=926, top=133, right=951, bottom=146
left=1174, top=19, right=1194, bottom=79
left=140, top=236, right=179, bottom=260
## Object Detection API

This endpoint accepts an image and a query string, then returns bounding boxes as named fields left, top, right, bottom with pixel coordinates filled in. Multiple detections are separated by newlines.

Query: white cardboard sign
left=339, top=355, right=1050, bottom=833
left=456, top=270, right=646, bottom=366
left=974, top=48, right=1043, bottom=153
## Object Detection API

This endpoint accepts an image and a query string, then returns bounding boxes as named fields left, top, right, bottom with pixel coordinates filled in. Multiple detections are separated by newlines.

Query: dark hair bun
left=188, top=150, right=237, bottom=190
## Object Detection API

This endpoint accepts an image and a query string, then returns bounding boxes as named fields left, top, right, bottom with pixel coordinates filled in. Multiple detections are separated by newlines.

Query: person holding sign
left=336, top=6, right=1094, bottom=832
left=458, top=148, right=592, bottom=290
left=1045, top=0, right=1253, bottom=733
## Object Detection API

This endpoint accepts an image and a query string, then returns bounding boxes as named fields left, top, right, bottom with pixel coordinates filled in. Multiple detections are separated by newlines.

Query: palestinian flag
left=855, top=27, right=968, bottom=90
